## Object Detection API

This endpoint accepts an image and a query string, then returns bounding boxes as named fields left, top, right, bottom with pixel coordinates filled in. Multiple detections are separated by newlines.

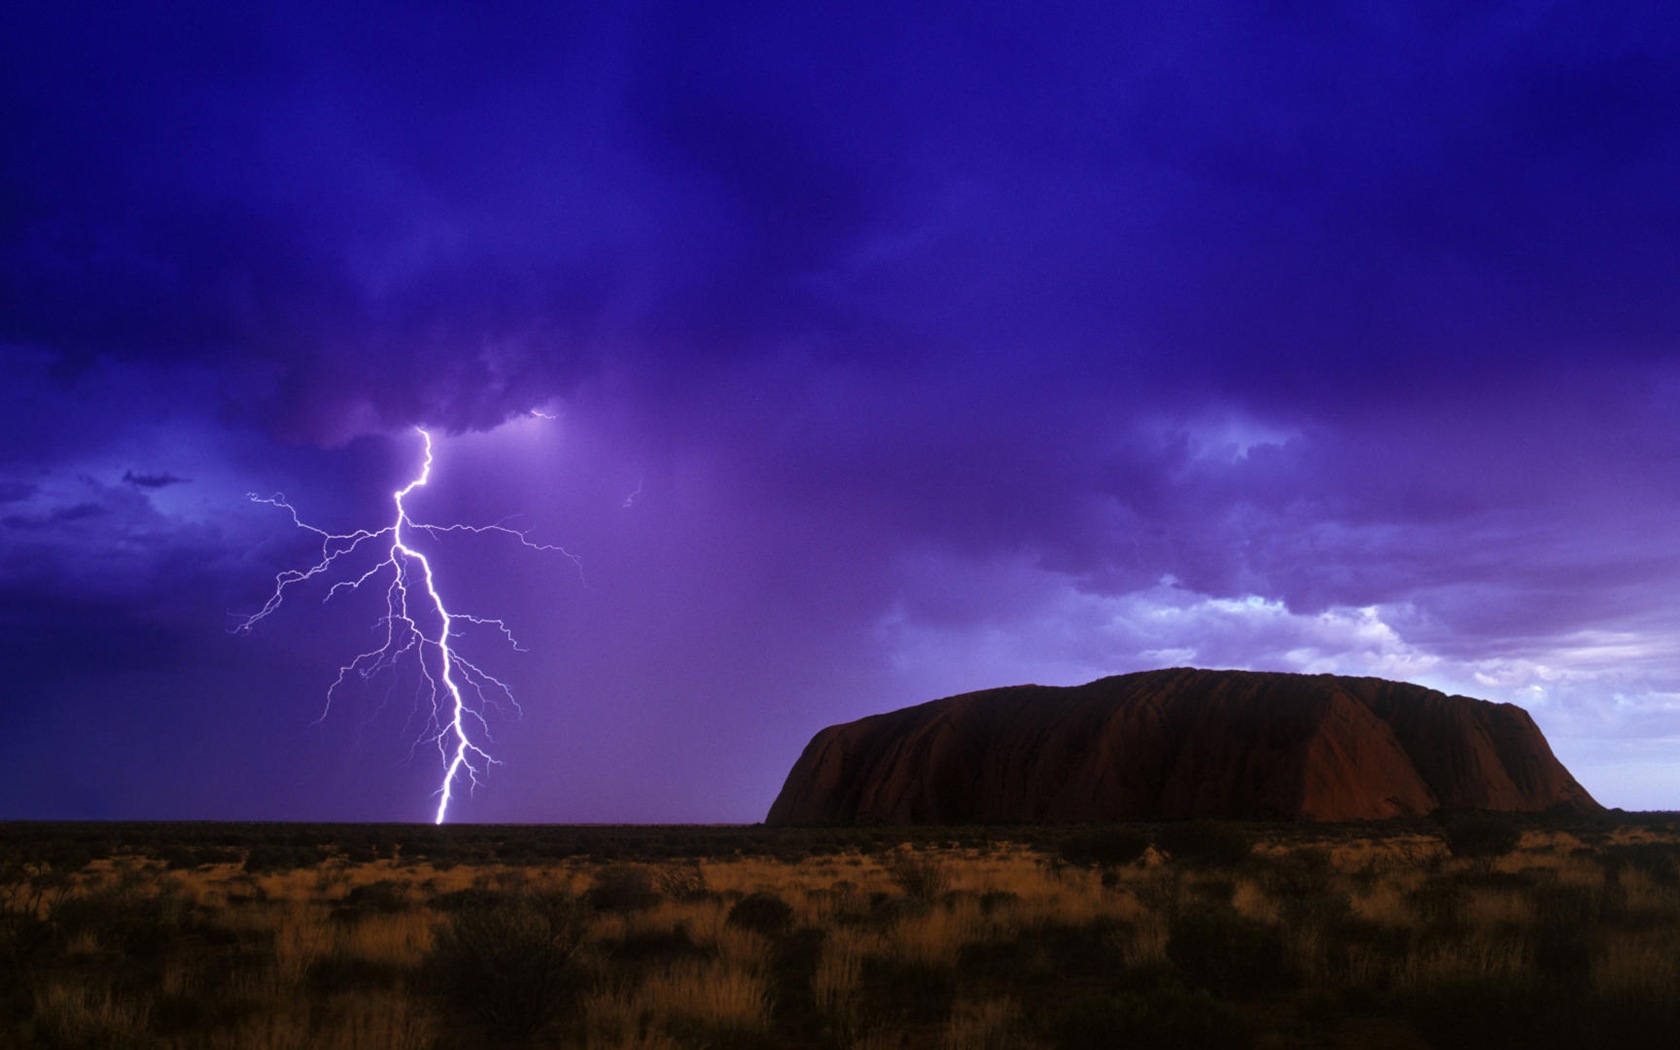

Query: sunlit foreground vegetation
left=3, top=817, right=1678, bottom=1048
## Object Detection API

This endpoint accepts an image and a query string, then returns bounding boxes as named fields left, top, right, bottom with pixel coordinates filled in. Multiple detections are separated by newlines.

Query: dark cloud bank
left=3, top=1, right=1679, bottom=820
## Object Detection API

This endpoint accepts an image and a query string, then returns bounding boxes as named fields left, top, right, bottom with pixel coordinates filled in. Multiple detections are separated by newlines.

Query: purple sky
left=4, top=1, right=1679, bottom=822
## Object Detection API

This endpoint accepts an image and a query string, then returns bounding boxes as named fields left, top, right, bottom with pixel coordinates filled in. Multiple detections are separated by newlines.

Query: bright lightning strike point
left=237, top=427, right=576, bottom=823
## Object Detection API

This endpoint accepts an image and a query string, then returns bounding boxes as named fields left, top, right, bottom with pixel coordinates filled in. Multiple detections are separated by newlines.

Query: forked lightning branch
left=236, top=427, right=575, bottom=823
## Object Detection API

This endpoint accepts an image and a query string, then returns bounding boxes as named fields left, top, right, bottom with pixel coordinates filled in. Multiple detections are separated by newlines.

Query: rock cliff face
left=766, top=669, right=1598, bottom=824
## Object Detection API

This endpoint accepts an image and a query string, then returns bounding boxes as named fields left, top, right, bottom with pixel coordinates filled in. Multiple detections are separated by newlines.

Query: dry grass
left=1351, top=881, right=1416, bottom=929
left=273, top=903, right=335, bottom=984
left=638, top=960, right=769, bottom=1032
left=813, top=925, right=870, bottom=1021
left=1595, top=929, right=1680, bottom=998
left=4, top=818, right=1677, bottom=1048
left=940, top=996, right=1020, bottom=1050
left=1396, top=931, right=1530, bottom=990
left=894, top=899, right=983, bottom=965
left=33, top=982, right=152, bottom=1046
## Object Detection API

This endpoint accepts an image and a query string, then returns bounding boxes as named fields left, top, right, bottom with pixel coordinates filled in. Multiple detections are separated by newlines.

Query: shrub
left=0, top=860, right=73, bottom=922
left=1405, top=982, right=1586, bottom=1050
left=1051, top=983, right=1252, bottom=1050
left=978, top=889, right=1019, bottom=915
left=1441, top=816, right=1521, bottom=872
left=1603, top=842, right=1680, bottom=887
left=157, top=845, right=201, bottom=871
left=432, top=886, right=502, bottom=913
left=860, top=955, right=956, bottom=1024
left=1408, top=875, right=1468, bottom=931
left=957, top=938, right=1029, bottom=981
left=885, top=852, right=949, bottom=901
left=1530, top=885, right=1596, bottom=990
left=1032, top=918, right=1133, bottom=979
left=335, top=879, right=410, bottom=917
left=607, top=922, right=712, bottom=964
left=422, top=890, right=589, bottom=1042
left=1135, top=869, right=1186, bottom=922
left=52, top=887, right=184, bottom=959
left=1156, top=822, right=1252, bottom=867
left=306, top=950, right=405, bottom=991
left=654, top=859, right=710, bottom=901
left=727, top=891, right=795, bottom=937
left=1261, top=849, right=1351, bottom=928
left=0, top=911, right=62, bottom=1022
left=1165, top=908, right=1294, bottom=998
left=585, top=864, right=660, bottom=913
left=339, top=838, right=386, bottom=864
left=241, top=844, right=315, bottom=874
left=767, top=926, right=826, bottom=1028
left=1056, top=828, right=1150, bottom=869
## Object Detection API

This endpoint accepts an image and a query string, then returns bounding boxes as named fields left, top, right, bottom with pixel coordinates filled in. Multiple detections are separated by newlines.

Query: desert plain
left=4, top=815, right=1680, bottom=1048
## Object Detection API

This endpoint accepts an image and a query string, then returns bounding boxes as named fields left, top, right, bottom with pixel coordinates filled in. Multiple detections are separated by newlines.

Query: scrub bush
left=1051, top=983, right=1251, bottom=1050
left=885, top=852, right=950, bottom=901
left=422, top=890, right=589, bottom=1042
left=1440, top=817, right=1521, bottom=873
left=1056, top=827, right=1150, bottom=869
left=727, top=891, right=795, bottom=936
left=585, top=864, right=660, bottom=913
left=1166, top=907, right=1293, bottom=998
left=1156, top=822, right=1252, bottom=867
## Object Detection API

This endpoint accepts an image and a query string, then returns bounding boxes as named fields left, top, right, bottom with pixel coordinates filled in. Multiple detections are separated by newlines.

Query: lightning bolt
left=237, top=426, right=577, bottom=823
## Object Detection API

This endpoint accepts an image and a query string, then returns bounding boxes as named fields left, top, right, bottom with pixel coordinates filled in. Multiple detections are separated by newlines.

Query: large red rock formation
left=766, top=668, right=1598, bottom=824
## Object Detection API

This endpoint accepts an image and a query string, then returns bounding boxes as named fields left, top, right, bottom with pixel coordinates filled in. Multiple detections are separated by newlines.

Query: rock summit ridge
left=766, top=668, right=1598, bottom=824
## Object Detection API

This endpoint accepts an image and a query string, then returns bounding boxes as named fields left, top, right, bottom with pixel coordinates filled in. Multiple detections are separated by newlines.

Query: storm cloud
left=3, top=0, right=1678, bottom=819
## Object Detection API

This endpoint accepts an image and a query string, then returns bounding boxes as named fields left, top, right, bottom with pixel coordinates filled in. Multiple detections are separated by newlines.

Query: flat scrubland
left=3, top=816, right=1678, bottom=1049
